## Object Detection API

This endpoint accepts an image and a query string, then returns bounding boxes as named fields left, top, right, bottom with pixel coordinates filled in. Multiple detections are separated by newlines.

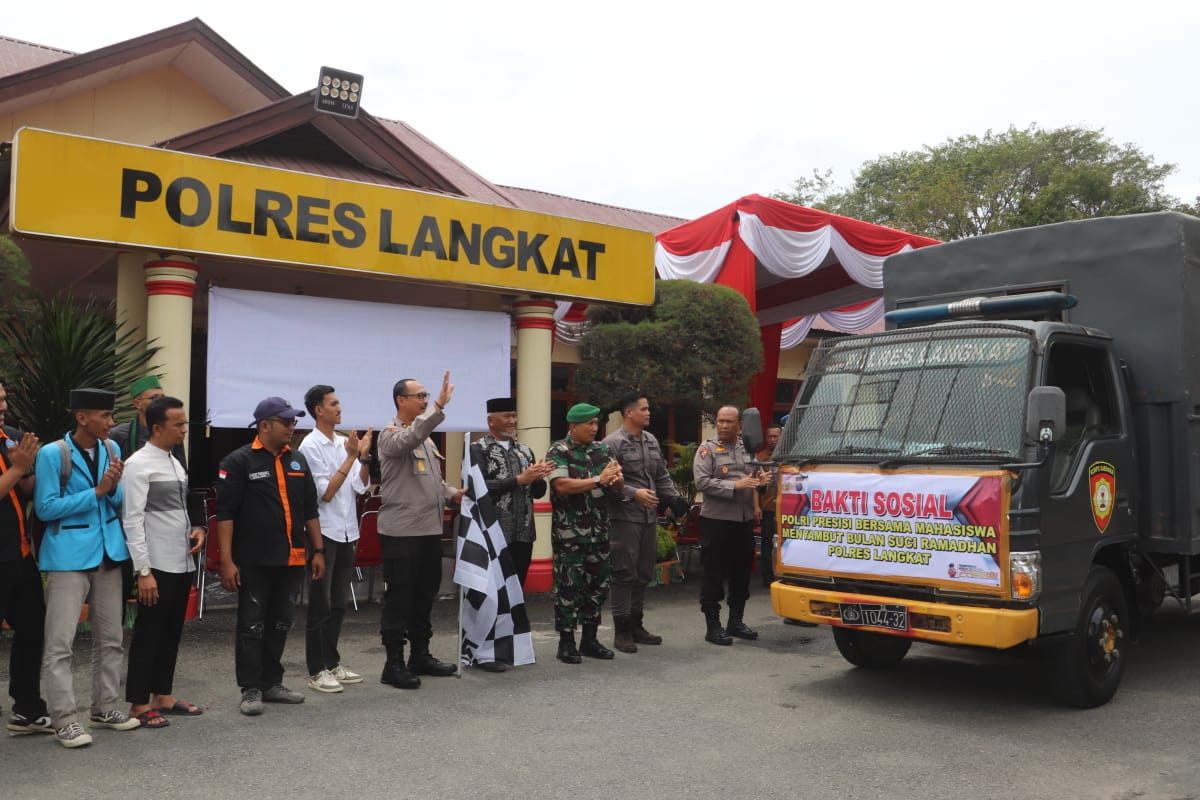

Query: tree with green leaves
left=0, top=295, right=158, bottom=442
left=574, top=280, right=763, bottom=419
left=0, top=236, right=35, bottom=378
left=776, top=124, right=1196, bottom=240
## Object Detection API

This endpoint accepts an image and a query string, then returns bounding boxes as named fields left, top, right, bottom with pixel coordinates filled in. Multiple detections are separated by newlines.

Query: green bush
left=655, top=524, right=677, bottom=562
left=667, top=441, right=698, bottom=502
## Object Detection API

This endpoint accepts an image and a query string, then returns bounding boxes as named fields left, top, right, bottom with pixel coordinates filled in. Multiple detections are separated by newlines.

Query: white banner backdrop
left=207, top=287, right=510, bottom=431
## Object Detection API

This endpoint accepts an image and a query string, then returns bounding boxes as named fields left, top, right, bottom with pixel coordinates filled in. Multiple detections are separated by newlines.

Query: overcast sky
left=7, top=1, right=1199, bottom=221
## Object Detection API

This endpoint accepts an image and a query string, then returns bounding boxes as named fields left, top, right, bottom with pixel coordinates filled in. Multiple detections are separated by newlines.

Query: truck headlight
left=1009, top=551, right=1041, bottom=600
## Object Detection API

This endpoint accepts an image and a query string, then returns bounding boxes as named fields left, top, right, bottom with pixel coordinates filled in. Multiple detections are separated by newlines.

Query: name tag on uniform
left=249, top=470, right=271, bottom=480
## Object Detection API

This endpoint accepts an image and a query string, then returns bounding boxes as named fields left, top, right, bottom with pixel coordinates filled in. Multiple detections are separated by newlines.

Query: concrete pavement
left=4, top=566, right=1200, bottom=800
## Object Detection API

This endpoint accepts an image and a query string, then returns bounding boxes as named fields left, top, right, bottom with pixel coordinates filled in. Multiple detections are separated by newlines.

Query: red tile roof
left=0, top=34, right=74, bottom=78
left=375, top=117, right=518, bottom=208
left=499, top=185, right=686, bottom=235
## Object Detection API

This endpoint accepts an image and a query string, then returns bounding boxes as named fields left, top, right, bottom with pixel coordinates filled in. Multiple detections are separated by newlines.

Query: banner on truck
left=777, top=468, right=1009, bottom=592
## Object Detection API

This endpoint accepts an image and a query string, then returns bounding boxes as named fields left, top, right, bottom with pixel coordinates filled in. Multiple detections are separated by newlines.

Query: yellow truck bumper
left=771, top=581, right=1039, bottom=649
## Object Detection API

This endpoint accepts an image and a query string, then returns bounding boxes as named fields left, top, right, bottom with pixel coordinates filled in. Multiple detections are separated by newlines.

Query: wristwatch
left=593, top=475, right=602, bottom=486
left=138, top=566, right=151, bottom=577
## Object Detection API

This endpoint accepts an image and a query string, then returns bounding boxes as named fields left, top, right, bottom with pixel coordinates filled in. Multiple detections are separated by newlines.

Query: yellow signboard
left=9, top=128, right=655, bottom=305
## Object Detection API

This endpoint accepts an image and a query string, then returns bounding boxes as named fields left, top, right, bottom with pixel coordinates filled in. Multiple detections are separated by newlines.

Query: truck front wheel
left=832, top=626, right=912, bottom=669
left=1051, top=565, right=1128, bottom=708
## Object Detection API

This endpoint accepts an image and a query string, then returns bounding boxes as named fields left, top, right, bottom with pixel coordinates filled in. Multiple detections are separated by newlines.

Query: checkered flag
left=453, top=444, right=535, bottom=667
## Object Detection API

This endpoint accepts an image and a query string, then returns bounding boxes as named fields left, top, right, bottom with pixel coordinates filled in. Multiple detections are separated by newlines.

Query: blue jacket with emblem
left=34, top=433, right=128, bottom=571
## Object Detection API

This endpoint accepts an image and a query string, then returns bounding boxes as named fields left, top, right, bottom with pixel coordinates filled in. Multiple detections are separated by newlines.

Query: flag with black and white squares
left=453, top=446, right=536, bottom=667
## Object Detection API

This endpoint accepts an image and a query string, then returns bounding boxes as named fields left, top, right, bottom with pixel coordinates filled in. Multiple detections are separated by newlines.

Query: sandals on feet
left=134, top=709, right=169, bottom=729
left=158, top=701, right=203, bottom=716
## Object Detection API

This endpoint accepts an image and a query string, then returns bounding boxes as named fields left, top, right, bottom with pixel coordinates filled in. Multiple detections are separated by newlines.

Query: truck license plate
left=839, top=602, right=908, bottom=631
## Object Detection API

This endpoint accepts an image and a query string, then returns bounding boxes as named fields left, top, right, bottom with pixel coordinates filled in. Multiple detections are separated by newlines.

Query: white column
left=116, top=251, right=150, bottom=345
left=512, top=297, right=556, bottom=592
left=144, top=255, right=198, bottom=454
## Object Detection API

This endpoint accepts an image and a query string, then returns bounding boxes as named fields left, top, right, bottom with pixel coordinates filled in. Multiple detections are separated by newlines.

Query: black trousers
left=235, top=564, right=303, bottom=690
left=125, top=569, right=192, bottom=704
left=508, top=540, right=533, bottom=589
left=305, top=536, right=357, bottom=675
left=0, top=555, right=48, bottom=718
left=380, top=535, right=442, bottom=653
left=698, top=517, right=754, bottom=616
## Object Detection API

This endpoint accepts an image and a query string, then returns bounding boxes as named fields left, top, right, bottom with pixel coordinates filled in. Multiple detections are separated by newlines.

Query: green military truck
left=765, top=211, right=1200, bottom=707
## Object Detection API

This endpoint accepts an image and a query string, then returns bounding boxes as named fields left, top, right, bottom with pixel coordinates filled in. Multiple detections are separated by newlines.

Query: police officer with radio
left=693, top=405, right=762, bottom=645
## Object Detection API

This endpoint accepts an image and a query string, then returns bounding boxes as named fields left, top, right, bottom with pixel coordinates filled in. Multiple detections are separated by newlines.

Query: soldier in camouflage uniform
left=545, top=403, right=624, bottom=664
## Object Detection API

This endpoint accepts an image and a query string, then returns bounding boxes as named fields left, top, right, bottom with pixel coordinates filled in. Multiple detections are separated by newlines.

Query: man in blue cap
left=545, top=403, right=623, bottom=664
left=216, top=397, right=324, bottom=716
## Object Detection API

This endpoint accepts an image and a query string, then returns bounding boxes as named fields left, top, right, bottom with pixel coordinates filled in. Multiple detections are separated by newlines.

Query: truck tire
left=1051, top=565, right=1128, bottom=708
left=832, top=626, right=912, bottom=669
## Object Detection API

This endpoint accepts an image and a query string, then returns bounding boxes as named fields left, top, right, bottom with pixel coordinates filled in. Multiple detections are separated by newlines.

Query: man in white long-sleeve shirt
left=121, top=396, right=206, bottom=728
left=298, top=385, right=372, bottom=694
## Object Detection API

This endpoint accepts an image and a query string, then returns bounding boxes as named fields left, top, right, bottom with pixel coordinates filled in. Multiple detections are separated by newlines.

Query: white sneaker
left=306, top=670, right=344, bottom=693
left=331, top=665, right=363, bottom=684
left=56, top=722, right=93, bottom=748
left=89, top=710, right=140, bottom=730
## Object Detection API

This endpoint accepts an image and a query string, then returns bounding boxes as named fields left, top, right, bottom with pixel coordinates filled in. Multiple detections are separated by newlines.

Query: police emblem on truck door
left=1089, top=461, right=1116, bottom=533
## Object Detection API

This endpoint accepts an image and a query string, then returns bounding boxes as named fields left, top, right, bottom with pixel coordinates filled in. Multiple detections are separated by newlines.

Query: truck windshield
left=778, top=325, right=1034, bottom=463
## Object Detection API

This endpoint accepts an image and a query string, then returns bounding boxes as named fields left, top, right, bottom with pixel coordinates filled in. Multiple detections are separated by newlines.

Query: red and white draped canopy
left=654, top=193, right=939, bottom=340
left=554, top=194, right=939, bottom=428
left=555, top=194, right=937, bottom=345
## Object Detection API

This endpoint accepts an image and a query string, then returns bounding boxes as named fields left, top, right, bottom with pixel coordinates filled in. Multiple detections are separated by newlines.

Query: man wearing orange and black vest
left=0, top=380, right=51, bottom=735
left=216, top=397, right=324, bottom=716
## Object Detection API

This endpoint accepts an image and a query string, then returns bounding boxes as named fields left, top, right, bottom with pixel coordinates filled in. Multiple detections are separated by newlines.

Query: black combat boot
left=726, top=607, right=759, bottom=640
left=557, top=630, right=582, bottom=664
left=380, top=643, right=421, bottom=689
left=579, top=623, right=615, bottom=659
left=408, top=649, right=457, bottom=677
left=612, top=616, right=637, bottom=653
left=631, top=612, right=663, bottom=645
left=704, top=610, right=733, bottom=646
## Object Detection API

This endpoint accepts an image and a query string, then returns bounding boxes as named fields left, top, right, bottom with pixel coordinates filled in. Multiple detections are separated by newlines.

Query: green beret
left=566, top=403, right=601, bottom=424
left=129, top=375, right=162, bottom=398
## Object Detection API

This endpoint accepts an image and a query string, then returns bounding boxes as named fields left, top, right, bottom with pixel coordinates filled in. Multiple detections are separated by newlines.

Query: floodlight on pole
left=314, top=66, right=364, bottom=119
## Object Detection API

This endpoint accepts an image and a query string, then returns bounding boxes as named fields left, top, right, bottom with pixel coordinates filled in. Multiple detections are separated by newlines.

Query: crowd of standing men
left=0, top=371, right=778, bottom=749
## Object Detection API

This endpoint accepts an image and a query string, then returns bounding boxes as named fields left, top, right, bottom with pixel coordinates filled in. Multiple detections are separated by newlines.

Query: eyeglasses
left=400, top=392, right=430, bottom=401
left=266, top=417, right=298, bottom=427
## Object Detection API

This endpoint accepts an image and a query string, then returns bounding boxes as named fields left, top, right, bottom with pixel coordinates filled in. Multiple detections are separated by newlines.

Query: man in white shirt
left=122, top=395, right=207, bottom=728
left=298, top=385, right=372, bottom=693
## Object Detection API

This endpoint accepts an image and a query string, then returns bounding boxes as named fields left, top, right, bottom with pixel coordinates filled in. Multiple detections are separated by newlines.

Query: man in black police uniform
left=216, top=397, right=325, bottom=716
left=0, top=380, right=51, bottom=734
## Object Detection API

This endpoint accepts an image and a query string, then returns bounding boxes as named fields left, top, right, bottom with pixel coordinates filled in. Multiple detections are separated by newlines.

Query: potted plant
left=650, top=523, right=682, bottom=586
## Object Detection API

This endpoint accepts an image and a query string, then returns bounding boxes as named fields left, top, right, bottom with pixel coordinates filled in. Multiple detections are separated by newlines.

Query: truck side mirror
left=741, top=407, right=764, bottom=453
left=1026, top=386, right=1065, bottom=444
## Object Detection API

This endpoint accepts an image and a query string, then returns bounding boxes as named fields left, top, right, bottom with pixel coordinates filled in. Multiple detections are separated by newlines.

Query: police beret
left=566, top=403, right=601, bottom=424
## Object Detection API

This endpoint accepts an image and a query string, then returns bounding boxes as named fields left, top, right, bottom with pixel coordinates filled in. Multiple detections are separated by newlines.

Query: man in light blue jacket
left=35, top=388, right=140, bottom=748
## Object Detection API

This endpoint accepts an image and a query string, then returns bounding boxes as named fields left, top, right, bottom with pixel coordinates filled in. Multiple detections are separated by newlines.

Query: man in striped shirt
left=121, top=396, right=207, bottom=728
